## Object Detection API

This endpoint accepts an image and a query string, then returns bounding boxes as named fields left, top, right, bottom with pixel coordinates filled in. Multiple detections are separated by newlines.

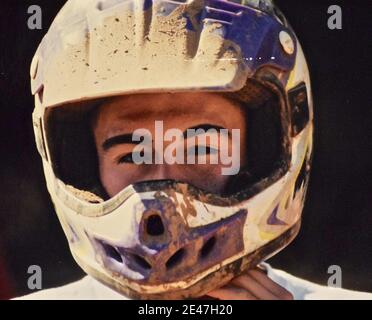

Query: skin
left=93, top=92, right=293, bottom=300
left=93, top=92, right=246, bottom=196
left=207, top=268, right=293, bottom=300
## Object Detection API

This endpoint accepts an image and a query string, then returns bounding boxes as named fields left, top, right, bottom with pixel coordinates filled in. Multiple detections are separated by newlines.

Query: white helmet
left=31, top=0, right=313, bottom=299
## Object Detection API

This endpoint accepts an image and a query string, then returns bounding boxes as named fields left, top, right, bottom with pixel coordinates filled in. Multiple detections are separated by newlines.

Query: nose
left=96, top=197, right=248, bottom=285
left=143, top=164, right=172, bottom=181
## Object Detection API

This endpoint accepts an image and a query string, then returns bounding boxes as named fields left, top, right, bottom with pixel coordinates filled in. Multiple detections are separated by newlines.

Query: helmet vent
left=166, top=248, right=185, bottom=270
left=128, top=253, right=152, bottom=270
left=102, top=243, right=123, bottom=263
left=145, top=214, right=165, bottom=236
left=200, top=236, right=216, bottom=259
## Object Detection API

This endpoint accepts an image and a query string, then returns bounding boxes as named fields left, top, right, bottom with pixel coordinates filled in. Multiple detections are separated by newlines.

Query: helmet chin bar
left=91, top=198, right=249, bottom=285
left=74, top=219, right=301, bottom=300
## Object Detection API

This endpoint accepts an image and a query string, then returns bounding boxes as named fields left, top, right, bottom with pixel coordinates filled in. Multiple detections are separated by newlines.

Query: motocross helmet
left=31, top=0, right=313, bottom=299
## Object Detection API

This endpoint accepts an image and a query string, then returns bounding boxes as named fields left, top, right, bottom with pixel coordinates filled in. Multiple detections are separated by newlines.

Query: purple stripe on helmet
left=153, top=0, right=296, bottom=72
left=267, top=205, right=287, bottom=226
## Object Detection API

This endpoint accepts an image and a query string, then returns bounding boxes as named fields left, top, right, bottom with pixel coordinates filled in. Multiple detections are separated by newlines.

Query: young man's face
left=93, top=92, right=247, bottom=197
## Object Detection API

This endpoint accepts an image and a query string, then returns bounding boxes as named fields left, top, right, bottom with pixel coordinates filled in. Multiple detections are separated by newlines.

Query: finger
left=231, top=274, right=279, bottom=300
left=206, top=285, right=257, bottom=300
left=247, top=269, right=294, bottom=300
left=248, top=268, right=294, bottom=299
left=255, top=264, right=268, bottom=274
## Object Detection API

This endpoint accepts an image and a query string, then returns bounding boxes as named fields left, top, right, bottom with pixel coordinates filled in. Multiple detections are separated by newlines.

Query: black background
left=0, top=0, right=371, bottom=298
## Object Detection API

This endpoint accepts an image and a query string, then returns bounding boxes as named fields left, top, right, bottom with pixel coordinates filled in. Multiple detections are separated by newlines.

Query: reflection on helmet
left=31, top=0, right=313, bottom=299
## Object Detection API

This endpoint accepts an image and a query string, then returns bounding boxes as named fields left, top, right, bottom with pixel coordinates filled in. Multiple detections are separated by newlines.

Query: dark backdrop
left=0, top=0, right=371, bottom=298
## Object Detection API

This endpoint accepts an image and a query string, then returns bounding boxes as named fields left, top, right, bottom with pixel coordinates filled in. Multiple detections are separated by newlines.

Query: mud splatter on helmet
left=31, top=0, right=313, bottom=299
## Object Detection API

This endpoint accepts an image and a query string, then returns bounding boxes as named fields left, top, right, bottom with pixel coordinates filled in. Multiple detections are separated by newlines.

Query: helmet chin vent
left=101, top=242, right=123, bottom=263
left=166, top=248, right=186, bottom=270
left=145, top=214, right=165, bottom=237
left=98, top=239, right=153, bottom=272
left=127, top=253, right=152, bottom=271
left=200, top=236, right=217, bottom=259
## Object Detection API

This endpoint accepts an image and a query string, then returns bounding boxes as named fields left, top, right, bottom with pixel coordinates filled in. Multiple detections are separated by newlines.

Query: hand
left=206, top=267, right=294, bottom=300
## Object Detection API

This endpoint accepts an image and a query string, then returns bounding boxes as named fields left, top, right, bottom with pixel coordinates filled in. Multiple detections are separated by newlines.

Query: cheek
left=99, top=156, right=139, bottom=197
left=99, top=158, right=153, bottom=197
left=98, top=158, right=236, bottom=197
left=240, top=130, right=247, bottom=165
left=99, top=160, right=126, bottom=197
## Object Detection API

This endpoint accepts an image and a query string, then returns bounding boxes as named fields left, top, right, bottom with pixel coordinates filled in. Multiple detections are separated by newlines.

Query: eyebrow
left=102, top=133, right=140, bottom=151
left=102, top=124, right=230, bottom=151
left=183, top=124, right=229, bottom=139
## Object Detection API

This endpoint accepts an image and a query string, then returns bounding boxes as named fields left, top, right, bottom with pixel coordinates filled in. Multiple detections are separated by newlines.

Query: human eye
left=117, top=149, right=150, bottom=164
left=117, top=153, right=134, bottom=164
left=188, top=145, right=219, bottom=156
